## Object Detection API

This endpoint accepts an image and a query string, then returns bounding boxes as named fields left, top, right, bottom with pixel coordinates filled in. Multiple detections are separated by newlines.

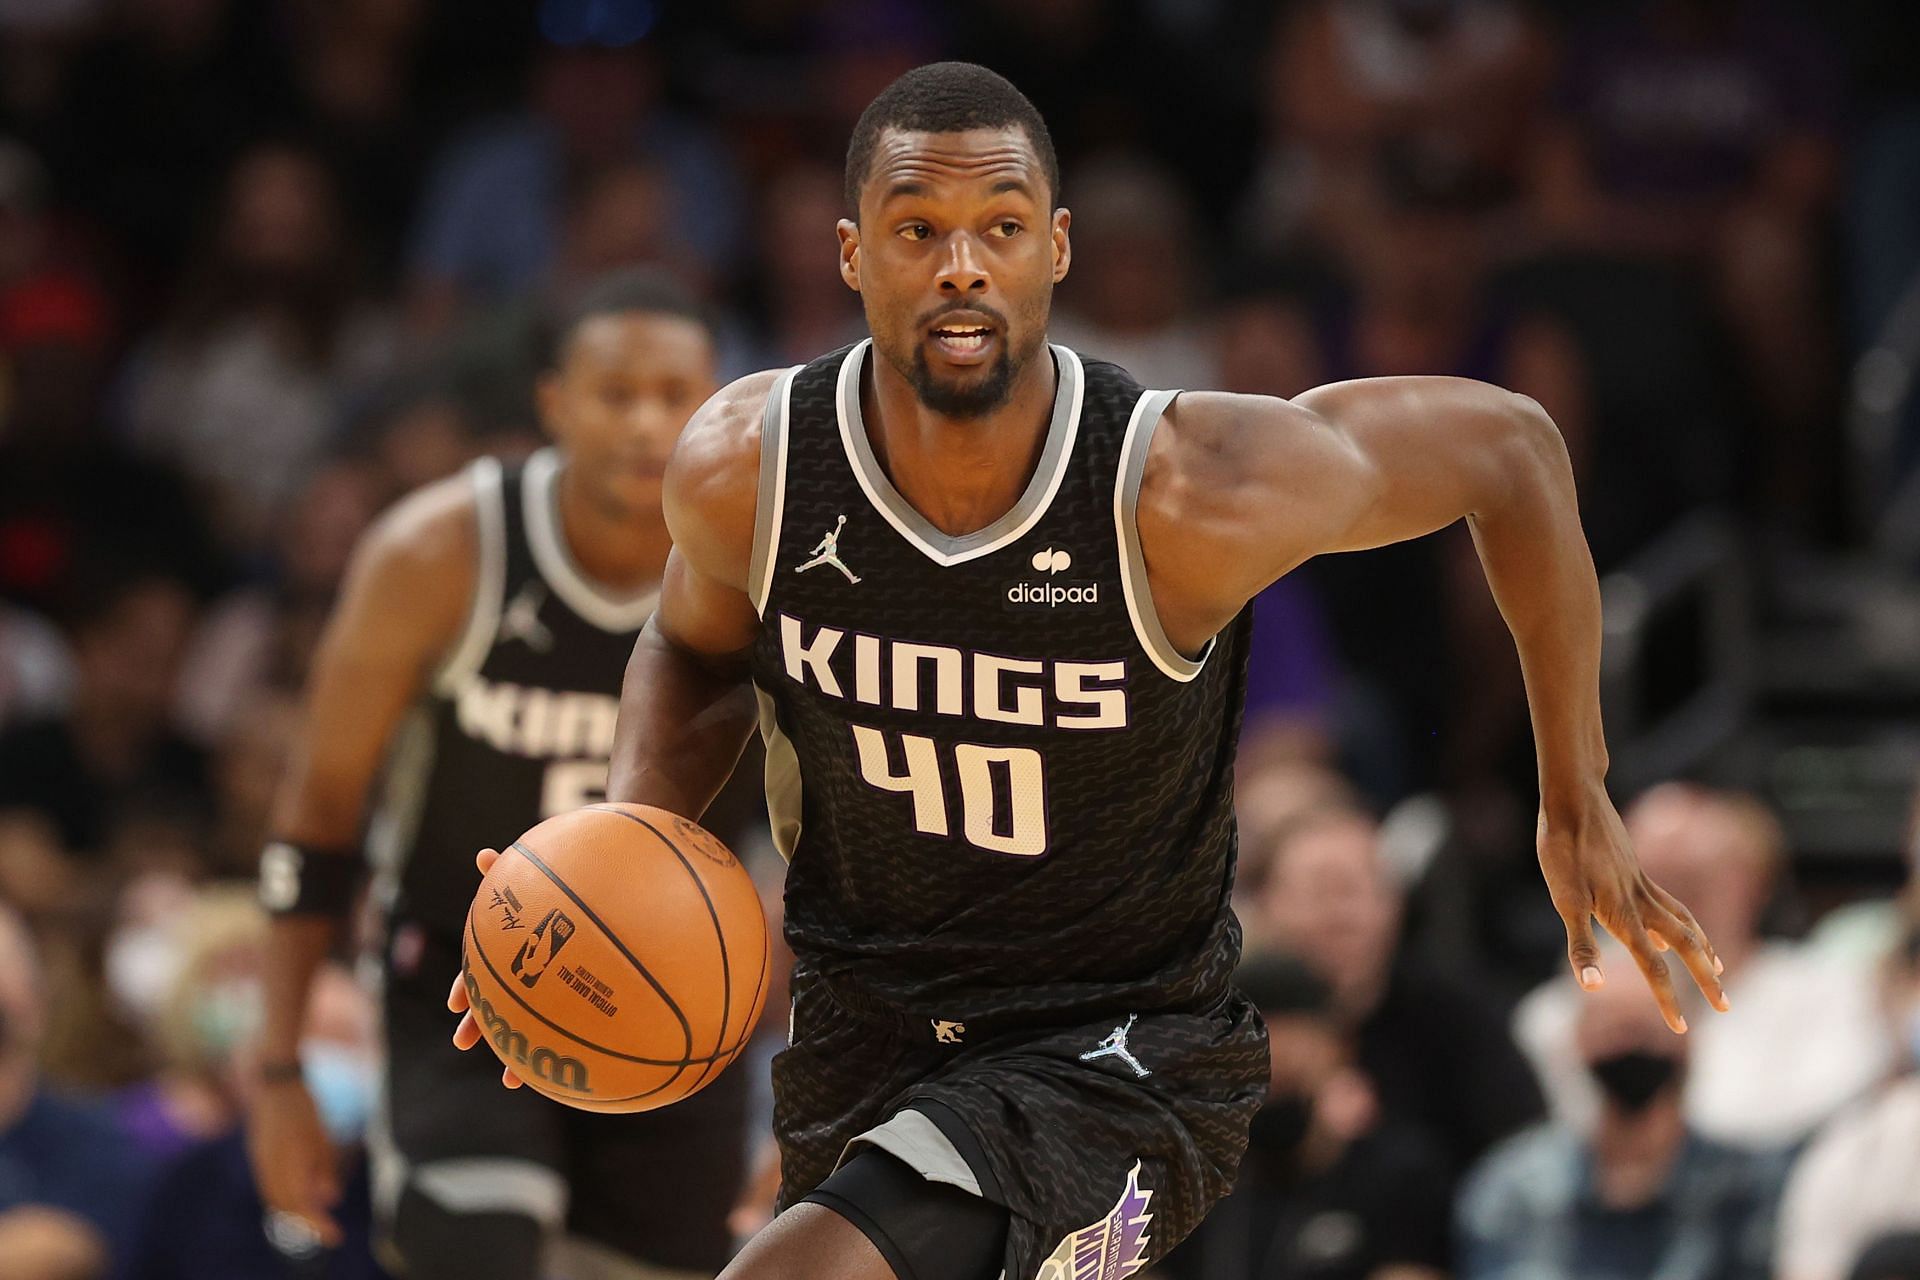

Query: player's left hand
left=1536, top=794, right=1730, bottom=1034
left=448, top=847, right=525, bottom=1089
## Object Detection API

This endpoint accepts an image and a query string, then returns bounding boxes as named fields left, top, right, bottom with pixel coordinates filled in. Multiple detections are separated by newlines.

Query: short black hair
left=543, top=266, right=711, bottom=370
left=844, top=62, right=1059, bottom=215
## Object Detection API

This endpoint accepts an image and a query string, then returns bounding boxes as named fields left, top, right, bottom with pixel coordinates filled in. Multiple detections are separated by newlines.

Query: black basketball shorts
left=374, top=926, right=751, bottom=1275
left=772, top=971, right=1269, bottom=1280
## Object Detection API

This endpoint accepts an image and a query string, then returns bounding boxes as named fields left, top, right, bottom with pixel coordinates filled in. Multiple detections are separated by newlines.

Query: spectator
left=404, top=42, right=743, bottom=332
left=140, top=963, right=383, bottom=1280
left=1775, top=919, right=1920, bottom=1280
left=741, top=160, right=868, bottom=369
left=122, top=141, right=395, bottom=553
left=1247, top=0, right=1551, bottom=257
left=111, top=886, right=267, bottom=1164
left=1513, top=783, right=1891, bottom=1149
left=1050, top=153, right=1218, bottom=390
left=1162, top=950, right=1450, bottom=1280
left=1458, top=947, right=1786, bottom=1280
left=0, top=902, right=157, bottom=1277
left=0, top=565, right=206, bottom=858
left=1255, top=806, right=1545, bottom=1176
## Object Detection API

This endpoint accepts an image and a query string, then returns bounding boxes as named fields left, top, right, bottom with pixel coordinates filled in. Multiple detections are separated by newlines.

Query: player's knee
left=387, top=1185, right=546, bottom=1280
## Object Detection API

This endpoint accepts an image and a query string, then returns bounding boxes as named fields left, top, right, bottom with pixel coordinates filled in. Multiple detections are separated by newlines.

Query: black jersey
left=746, top=340, right=1252, bottom=1028
left=368, top=448, right=657, bottom=945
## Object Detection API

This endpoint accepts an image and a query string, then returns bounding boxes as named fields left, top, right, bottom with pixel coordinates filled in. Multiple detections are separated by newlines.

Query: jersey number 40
left=851, top=725, right=1046, bottom=857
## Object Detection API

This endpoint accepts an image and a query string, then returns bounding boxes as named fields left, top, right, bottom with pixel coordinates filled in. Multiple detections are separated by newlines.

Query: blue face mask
left=1906, top=1004, right=1920, bottom=1069
left=302, top=1043, right=379, bottom=1146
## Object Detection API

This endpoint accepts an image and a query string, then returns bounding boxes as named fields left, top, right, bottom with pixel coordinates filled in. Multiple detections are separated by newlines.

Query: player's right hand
left=447, top=847, right=525, bottom=1090
left=246, top=1076, right=343, bottom=1248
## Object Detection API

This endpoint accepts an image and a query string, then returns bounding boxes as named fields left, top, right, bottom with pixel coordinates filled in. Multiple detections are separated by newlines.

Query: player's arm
left=449, top=373, right=778, bottom=1080
left=1141, top=380, right=1728, bottom=1031
left=250, top=477, right=475, bottom=1243
left=603, top=370, right=782, bottom=813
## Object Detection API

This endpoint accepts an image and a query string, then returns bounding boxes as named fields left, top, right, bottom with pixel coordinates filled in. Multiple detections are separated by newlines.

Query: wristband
left=258, top=841, right=364, bottom=918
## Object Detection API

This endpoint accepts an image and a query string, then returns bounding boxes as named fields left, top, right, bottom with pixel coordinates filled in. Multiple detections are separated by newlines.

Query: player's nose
left=935, top=231, right=990, bottom=295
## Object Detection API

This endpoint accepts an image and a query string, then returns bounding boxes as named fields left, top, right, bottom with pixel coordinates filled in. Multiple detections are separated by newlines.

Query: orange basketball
left=461, top=803, right=769, bottom=1113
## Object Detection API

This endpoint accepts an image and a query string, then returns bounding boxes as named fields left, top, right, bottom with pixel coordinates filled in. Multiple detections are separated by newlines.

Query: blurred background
left=1, top=0, right=1919, bottom=1277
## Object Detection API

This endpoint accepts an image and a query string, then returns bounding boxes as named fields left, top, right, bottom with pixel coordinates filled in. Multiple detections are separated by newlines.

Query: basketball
left=460, top=803, right=770, bottom=1113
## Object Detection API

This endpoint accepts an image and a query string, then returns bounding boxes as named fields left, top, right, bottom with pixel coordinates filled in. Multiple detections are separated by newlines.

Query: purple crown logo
left=1036, top=1162, right=1153, bottom=1280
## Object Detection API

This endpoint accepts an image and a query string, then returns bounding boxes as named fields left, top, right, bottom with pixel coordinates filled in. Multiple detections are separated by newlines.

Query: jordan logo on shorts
left=1079, top=1015, right=1150, bottom=1078
left=932, top=1019, right=965, bottom=1044
left=795, top=514, right=861, bottom=584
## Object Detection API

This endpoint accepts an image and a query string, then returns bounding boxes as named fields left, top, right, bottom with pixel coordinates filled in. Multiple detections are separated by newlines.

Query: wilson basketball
left=461, top=803, right=770, bottom=1113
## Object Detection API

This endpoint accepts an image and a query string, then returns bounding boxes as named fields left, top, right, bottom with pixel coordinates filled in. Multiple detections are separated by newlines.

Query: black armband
left=258, top=841, right=365, bottom=917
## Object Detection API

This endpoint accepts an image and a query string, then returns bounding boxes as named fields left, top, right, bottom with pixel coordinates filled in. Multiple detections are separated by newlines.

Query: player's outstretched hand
left=1537, top=796, right=1730, bottom=1034
left=447, top=847, right=524, bottom=1089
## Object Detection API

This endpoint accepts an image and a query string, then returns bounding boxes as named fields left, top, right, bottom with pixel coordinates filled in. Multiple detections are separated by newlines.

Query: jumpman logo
left=498, top=582, right=553, bottom=652
left=1079, top=1014, right=1151, bottom=1079
left=795, top=514, right=861, bottom=584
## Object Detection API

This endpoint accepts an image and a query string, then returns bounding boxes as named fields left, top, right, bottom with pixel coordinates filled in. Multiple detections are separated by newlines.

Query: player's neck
left=862, top=349, right=1058, bottom=539
left=553, top=459, right=669, bottom=594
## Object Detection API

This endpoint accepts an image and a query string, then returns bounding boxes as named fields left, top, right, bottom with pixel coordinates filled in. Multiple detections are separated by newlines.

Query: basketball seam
left=584, top=806, right=735, bottom=1090
left=504, top=839, right=696, bottom=1062
left=464, top=914, right=694, bottom=1104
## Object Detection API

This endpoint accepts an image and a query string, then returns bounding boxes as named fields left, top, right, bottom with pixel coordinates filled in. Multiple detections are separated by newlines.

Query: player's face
left=839, top=127, right=1070, bottom=420
left=540, top=312, right=717, bottom=518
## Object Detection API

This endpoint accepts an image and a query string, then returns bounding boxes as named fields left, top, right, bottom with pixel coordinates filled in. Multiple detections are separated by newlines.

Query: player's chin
left=599, top=473, right=664, bottom=517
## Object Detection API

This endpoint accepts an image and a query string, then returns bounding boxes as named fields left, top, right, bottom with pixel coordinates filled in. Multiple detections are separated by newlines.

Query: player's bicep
left=273, top=499, right=472, bottom=841
left=652, top=547, right=760, bottom=664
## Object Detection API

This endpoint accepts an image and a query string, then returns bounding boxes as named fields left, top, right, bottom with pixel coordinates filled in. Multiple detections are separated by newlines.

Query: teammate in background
left=452, top=64, right=1730, bottom=1280
left=250, top=269, right=744, bottom=1280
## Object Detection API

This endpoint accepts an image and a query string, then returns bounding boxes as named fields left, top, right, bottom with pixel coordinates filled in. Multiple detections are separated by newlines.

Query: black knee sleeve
left=388, top=1185, right=545, bottom=1280
left=802, top=1150, right=1009, bottom=1280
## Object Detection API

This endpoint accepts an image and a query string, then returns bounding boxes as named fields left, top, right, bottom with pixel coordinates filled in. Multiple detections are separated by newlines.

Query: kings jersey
left=367, top=448, right=658, bottom=945
left=747, top=340, right=1252, bottom=1026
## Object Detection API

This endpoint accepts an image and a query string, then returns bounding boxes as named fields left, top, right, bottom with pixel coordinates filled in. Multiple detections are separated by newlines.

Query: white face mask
left=105, top=924, right=183, bottom=1024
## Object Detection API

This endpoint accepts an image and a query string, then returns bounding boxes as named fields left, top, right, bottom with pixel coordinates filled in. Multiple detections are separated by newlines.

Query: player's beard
left=907, top=339, right=1022, bottom=419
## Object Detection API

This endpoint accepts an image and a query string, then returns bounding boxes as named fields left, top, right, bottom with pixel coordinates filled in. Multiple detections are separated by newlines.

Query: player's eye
left=898, top=222, right=932, bottom=241
left=989, top=220, right=1023, bottom=238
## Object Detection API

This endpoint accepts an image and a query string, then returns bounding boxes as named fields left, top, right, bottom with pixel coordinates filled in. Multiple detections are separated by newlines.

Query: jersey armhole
left=430, top=457, right=507, bottom=695
left=748, top=367, right=800, bottom=618
left=1115, top=389, right=1215, bottom=683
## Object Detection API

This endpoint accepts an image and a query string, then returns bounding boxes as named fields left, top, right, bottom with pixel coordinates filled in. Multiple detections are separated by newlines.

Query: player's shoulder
left=340, top=467, right=483, bottom=633
left=663, top=368, right=789, bottom=584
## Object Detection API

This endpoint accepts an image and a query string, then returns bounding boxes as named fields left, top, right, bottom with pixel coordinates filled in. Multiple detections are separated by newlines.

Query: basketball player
left=448, top=64, right=1731, bottom=1280
left=249, top=270, right=747, bottom=1280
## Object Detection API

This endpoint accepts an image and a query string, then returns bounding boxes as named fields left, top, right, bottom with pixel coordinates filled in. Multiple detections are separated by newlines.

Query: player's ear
left=1051, top=207, right=1071, bottom=285
left=837, top=218, right=862, bottom=293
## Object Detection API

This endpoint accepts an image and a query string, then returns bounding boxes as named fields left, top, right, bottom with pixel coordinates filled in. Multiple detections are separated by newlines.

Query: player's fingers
left=452, top=1010, right=483, bottom=1051
left=501, top=1066, right=523, bottom=1089
left=447, top=969, right=469, bottom=1013
left=1559, top=904, right=1605, bottom=991
left=1622, top=922, right=1688, bottom=1034
left=1647, top=881, right=1725, bottom=976
left=474, top=847, right=501, bottom=875
left=1643, top=899, right=1730, bottom=1013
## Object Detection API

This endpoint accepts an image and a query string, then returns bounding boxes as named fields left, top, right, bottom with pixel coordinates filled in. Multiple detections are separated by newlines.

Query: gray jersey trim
left=845, top=1108, right=983, bottom=1198
left=363, top=706, right=434, bottom=918
left=431, top=457, right=508, bottom=696
left=523, top=448, right=660, bottom=633
left=748, top=368, right=800, bottom=617
left=756, top=685, right=803, bottom=862
left=1115, top=388, right=1214, bottom=683
left=834, top=339, right=1085, bottom=567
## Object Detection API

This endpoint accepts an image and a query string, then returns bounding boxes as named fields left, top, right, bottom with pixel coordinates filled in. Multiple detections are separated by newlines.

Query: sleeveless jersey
left=367, top=448, right=657, bottom=945
left=746, top=340, right=1252, bottom=1027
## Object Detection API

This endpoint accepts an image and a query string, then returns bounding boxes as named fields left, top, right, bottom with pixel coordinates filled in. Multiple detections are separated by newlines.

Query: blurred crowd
left=1, top=0, right=1919, bottom=1278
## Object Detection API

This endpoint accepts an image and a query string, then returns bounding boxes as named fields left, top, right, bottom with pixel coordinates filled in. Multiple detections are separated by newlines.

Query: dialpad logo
left=512, top=908, right=577, bottom=988
left=1006, top=547, right=1101, bottom=611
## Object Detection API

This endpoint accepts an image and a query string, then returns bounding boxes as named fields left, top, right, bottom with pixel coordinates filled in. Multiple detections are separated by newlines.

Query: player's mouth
left=927, top=316, right=1000, bottom=365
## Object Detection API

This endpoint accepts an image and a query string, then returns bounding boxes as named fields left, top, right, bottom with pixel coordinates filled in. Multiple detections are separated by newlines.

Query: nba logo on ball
left=512, top=908, right=577, bottom=988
